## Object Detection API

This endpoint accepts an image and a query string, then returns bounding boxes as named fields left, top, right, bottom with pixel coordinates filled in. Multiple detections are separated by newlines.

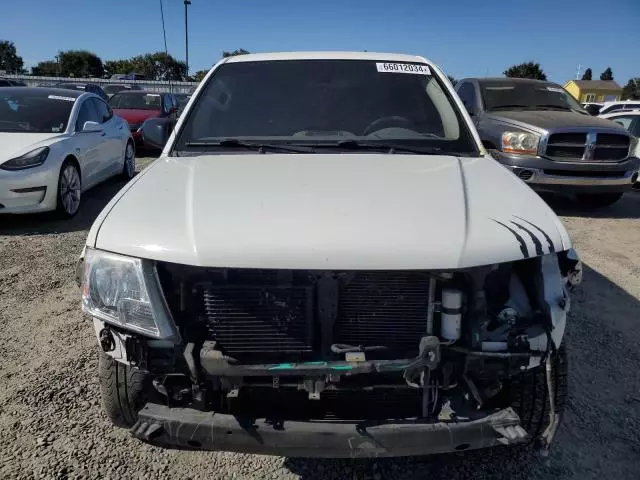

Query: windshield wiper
left=185, top=138, right=315, bottom=153
left=533, top=104, right=588, bottom=115
left=316, top=139, right=445, bottom=155
left=533, top=105, right=571, bottom=110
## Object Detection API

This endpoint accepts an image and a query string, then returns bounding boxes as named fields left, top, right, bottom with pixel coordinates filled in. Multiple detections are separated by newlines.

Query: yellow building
left=564, top=80, right=622, bottom=103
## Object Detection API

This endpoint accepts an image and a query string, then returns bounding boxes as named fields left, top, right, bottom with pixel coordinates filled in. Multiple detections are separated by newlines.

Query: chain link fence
left=2, top=74, right=198, bottom=94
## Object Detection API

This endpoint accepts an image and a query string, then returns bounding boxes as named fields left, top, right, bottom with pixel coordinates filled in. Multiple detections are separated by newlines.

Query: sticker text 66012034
left=376, top=62, right=431, bottom=75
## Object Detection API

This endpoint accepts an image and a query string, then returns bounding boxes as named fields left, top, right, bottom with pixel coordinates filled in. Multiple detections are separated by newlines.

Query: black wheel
left=122, top=140, right=136, bottom=179
left=98, top=351, right=151, bottom=428
left=510, top=344, right=568, bottom=444
left=56, top=160, right=82, bottom=217
left=576, top=192, right=623, bottom=209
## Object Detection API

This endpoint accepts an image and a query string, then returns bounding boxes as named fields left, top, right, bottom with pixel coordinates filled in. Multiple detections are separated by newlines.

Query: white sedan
left=0, top=87, right=135, bottom=216
left=600, top=110, right=640, bottom=187
left=599, top=109, right=640, bottom=137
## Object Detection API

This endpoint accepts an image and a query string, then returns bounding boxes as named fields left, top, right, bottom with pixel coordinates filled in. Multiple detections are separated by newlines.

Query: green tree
left=104, top=52, right=187, bottom=81
left=621, top=78, right=640, bottom=100
left=581, top=68, right=592, bottom=81
left=192, top=69, right=208, bottom=82
left=129, top=52, right=187, bottom=80
left=0, top=40, right=24, bottom=74
left=104, top=59, right=135, bottom=77
left=58, top=50, right=104, bottom=78
left=600, top=67, right=613, bottom=81
left=31, top=60, right=60, bottom=76
left=503, top=62, right=547, bottom=80
left=222, top=49, right=250, bottom=58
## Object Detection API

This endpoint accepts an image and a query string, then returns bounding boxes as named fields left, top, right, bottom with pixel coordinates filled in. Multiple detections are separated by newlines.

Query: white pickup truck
left=78, top=52, right=581, bottom=459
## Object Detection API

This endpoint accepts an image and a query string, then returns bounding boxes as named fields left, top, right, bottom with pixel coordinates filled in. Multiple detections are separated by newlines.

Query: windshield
left=109, top=92, right=162, bottom=110
left=0, top=89, right=75, bottom=133
left=175, top=59, right=478, bottom=155
left=175, top=94, right=190, bottom=109
left=481, top=81, right=584, bottom=112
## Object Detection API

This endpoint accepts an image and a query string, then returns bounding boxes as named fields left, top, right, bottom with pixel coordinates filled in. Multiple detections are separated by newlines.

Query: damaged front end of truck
left=81, top=246, right=581, bottom=458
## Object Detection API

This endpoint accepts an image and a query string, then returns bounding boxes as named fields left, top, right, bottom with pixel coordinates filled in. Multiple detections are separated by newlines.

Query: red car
left=109, top=91, right=178, bottom=148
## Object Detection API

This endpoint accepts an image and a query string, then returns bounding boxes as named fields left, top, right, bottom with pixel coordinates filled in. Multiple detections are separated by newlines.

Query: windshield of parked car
left=109, top=92, right=162, bottom=110
left=0, top=89, right=75, bottom=133
left=175, top=94, right=191, bottom=111
left=481, top=81, right=584, bottom=112
left=175, top=59, right=478, bottom=155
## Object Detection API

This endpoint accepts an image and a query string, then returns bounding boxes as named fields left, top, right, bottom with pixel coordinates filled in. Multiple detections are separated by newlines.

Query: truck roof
left=463, top=77, right=554, bottom=85
left=223, top=51, right=431, bottom=64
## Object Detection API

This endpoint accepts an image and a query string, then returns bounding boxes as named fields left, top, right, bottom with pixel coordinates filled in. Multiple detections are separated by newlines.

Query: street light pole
left=184, top=0, right=191, bottom=78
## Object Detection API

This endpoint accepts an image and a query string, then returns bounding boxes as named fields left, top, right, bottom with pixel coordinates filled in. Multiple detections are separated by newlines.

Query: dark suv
left=456, top=78, right=639, bottom=207
left=51, top=83, right=109, bottom=102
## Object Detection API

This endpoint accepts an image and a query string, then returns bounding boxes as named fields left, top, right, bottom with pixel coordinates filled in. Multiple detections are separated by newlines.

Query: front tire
left=56, top=160, right=82, bottom=217
left=576, top=192, right=623, bottom=209
left=122, top=140, right=136, bottom=180
left=510, top=344, right=568, bottom=444
left=98, top=351, right=151, bottom=428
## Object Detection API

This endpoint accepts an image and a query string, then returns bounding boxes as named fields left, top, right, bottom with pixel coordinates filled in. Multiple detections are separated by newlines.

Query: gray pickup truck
left=456, top=78, right=639, bottom=207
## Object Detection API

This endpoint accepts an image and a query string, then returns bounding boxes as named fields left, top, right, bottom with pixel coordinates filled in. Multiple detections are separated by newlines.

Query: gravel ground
left=1, top=160, right=639, bottom=479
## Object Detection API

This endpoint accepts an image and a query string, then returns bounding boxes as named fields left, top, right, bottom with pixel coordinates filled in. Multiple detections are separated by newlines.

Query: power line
left=159, top=0, right=169, bottom=56
left=158, top=0, right=173, bottom=90
left=185, top=0, right=191, bottom=78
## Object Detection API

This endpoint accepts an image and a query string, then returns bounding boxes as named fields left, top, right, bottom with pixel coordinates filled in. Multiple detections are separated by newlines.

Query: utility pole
left=575, top=64, right=582, bottom=80
left=184, top=0, right=191, bottom=78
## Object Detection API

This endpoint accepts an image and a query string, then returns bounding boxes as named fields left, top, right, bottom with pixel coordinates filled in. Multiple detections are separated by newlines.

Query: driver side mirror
left=140, top=117, right=169, bottom=149
left=82, top=121, right=102, bottom=132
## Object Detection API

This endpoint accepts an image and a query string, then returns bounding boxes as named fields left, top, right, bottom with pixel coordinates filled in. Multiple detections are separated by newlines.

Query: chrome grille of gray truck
left=544, top=132, right=629, bottom=162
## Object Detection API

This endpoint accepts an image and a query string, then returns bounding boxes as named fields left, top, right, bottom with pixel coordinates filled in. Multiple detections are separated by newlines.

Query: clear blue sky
left=2, top=0, right=639, bottom=84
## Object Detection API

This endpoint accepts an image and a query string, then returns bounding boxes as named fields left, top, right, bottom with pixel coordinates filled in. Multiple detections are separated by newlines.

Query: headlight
left=501, top=132, right=540, bottom=155
left=81, top=248, right=172, bottom=338
left=0, top=146, right=50, bottom=170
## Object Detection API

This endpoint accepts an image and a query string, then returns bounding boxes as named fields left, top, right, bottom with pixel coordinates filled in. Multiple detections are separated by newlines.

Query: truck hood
left=92, top=154, right=570, bottom=270
left=0, top=132, right=65, bottom=162
left=485, top=110, right=627, bottom=132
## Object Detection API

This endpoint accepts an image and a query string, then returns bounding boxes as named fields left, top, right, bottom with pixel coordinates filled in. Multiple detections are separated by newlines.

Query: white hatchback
left=0, top=87, right=135, bottom=216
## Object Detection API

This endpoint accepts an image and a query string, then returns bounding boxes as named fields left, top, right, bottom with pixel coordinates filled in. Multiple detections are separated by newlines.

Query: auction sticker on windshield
left=48, top=95, right=76, bottom=102
left=376, top=63, right=431, bottom=75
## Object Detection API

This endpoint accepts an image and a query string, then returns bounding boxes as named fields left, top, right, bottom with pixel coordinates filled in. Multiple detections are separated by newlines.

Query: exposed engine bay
left=95, top=250, right=580, bottom=450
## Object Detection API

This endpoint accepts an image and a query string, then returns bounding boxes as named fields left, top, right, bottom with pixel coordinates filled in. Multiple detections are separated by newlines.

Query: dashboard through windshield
left=174, top=59, right=479, bottom=155
left=481, top=81, right=584, bottom=112
left=0, top=89, right=75, bottom=133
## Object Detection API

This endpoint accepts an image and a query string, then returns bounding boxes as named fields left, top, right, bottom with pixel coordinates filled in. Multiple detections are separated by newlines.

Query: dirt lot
left=1, top=159, right=639, bottom=480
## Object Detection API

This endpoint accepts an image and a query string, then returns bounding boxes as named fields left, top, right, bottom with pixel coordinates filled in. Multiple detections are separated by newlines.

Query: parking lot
left=1, top=156, right=639, bottom=480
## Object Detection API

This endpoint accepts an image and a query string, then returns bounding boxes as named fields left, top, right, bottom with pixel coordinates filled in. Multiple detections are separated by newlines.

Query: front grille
left=160, top=267, right=435, bottom=363
left=544, top=132, right=629, bottom=162
left=202, top=273, right=314, bottom=357
left=594, top=134, right=630, bottom=161
left=335, top=271, right=431, bottom=356
left=545, top=133, right=586, bottom=159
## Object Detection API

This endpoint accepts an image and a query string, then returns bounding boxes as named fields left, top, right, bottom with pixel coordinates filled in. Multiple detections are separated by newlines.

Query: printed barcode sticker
left=376, top=62, right=431, bottom=75
left=48, top=95, right=76, bottom=102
